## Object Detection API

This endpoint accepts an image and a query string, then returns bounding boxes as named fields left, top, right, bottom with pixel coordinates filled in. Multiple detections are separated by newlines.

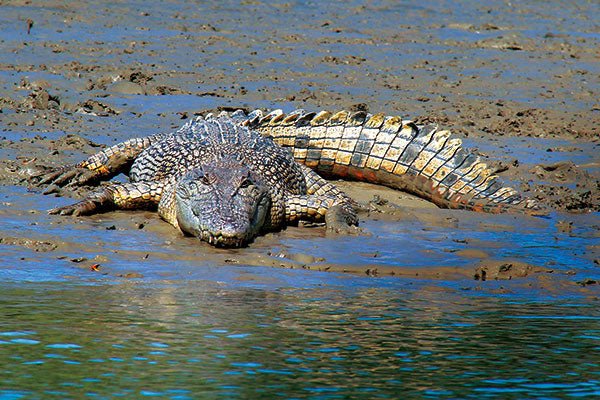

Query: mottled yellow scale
left=418, top=130, right=452, bottom=177
left=335, top=112, right=366, bottom=166
left=292, top=148, right=308, bottom=162
left=305, top=132, right=327, bottom=168
left=450, top=163, right=489, bottom=194
left=95, top=165, right=110, bottom=175
left=319, top=111, right=349, bottom=166
left=353, top=113, right=385, bottom=169
left=334, top=149, right=353, bottom=166
left=269, top=112, right=285, bottom=125
left=430, top=138, right=463, bottom=182
left=262, top=113, right=295, bottom=147
left=310, top=110, right=332, bottom=126
left=467, top=168, right=496, bottom=194
left=470, top=174, right=496, bottom=195
left=304, top=111, right=331, bottom=168
left=365, top=113, right=385, bottom=129
left=410, top=127, right=444, bottom=175
left=489, top=187, right=517, bottom=202
left=468, top=163, right=496, bottom=190
left=369, top=117, right=403, bottom=172
left=329, top=110, right=350, bottom=124
left=375, top=117, right=403, bottom=147
left=365, top=144, right=389, bottom=170
left=261, top=109, right=283, bottom=125
left=282, top=113, right=301, bottom=125
left=382, top=124, right=418, bottom=175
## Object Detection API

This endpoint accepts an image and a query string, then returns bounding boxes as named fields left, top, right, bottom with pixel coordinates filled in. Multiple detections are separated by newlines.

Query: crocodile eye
left=200, top=175, right=211, bottom=185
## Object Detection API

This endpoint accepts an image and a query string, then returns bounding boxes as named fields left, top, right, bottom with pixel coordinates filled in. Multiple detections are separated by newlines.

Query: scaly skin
left=34, top=115, right=357, bottom=247
left=234, top=109, right=542, bottom=214
left=33, top=108, right=543, bottom=247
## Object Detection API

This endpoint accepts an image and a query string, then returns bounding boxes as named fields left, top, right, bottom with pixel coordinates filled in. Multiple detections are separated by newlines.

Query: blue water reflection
left=1, top=282, right=599, bottom=398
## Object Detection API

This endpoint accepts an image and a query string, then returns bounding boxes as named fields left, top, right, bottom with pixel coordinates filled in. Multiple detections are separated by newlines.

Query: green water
left=1, top=282, right=599, bottom=399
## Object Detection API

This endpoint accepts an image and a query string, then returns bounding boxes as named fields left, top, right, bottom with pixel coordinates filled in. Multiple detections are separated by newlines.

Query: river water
left=1, top=277, right=599, bottom=398
left=1, top=0, right=599, bottom=398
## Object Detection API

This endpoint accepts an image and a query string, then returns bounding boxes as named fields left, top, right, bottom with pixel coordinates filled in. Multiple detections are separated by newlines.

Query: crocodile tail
left=228, top=109, right=541, bottom=214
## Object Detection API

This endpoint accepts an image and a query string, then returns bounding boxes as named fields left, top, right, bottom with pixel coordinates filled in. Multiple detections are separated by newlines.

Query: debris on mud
left=577, top=278, right=598, bottom=287
left=474, top=261, right=553, bottom=281
left=20, top=88, right=61, bottom=111
left=0, top=236, right=58, bottom=252
left=76, top=100, right=119, bottom=116
left=51, top=134, right=102, bottom=151
left=528, top=162, right=599, bottom=212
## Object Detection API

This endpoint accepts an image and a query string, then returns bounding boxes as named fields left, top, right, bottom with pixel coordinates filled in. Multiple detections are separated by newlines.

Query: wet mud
left=0, top=0, right=599, bottom=296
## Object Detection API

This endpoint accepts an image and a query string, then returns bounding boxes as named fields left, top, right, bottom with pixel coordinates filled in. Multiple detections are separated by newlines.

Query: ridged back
left=130, top=115, right=307, bottom=196
left=225, top=108, right=540, bottom=213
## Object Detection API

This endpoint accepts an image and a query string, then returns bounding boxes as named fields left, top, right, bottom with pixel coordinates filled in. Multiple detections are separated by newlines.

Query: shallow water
left=1, top=0, right=599, bottom=398
left=1, top=282, right=600, bottom=399
left=2, top=185, right=598, bottom=287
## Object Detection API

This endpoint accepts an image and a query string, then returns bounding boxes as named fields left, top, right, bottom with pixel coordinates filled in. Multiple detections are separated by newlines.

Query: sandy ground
left=0, top=1, right=598, bottom=292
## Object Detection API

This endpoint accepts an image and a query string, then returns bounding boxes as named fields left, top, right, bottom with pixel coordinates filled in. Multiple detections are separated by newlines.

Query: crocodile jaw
left=174, top=166, right=271, bottom=248
left=176, top=191, right=270, bottom=248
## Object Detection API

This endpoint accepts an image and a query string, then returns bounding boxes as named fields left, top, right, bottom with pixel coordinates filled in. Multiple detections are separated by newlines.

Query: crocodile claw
left=32, top=165, right=98, bottom=189
left=325, top=204, right=360, bottom=235
left=48, top=199, right=99, bottom=216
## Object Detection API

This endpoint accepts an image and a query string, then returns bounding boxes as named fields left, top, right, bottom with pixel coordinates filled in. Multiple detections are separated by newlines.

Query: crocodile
left=34, top=108, right=541, bottom=247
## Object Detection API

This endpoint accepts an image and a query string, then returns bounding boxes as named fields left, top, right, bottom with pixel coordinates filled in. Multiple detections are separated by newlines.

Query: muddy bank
left=1, top=2, right=598, bottom=213
left=0, top=0, right=599, bottom=294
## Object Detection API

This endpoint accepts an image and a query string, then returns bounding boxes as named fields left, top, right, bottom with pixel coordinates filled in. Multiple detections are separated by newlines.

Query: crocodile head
left=174, top=160, right=271, bottom=247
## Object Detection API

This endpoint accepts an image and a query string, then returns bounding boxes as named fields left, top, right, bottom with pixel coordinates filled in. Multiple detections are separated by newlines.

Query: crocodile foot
left=48, top=199, right=98, bottom=216
left=31, top=165, right=99, bottom=193
left=325, top=204, right=360, bottom=235
left=48, top=190, right=112, bottom=216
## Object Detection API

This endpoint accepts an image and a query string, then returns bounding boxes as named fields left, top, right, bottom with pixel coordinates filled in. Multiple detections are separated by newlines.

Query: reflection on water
left=1, top=283, right=599, bottom=398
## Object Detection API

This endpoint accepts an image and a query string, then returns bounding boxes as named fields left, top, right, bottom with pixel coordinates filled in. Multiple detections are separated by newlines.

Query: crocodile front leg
left=285, top=194, right=358, bottom=233
left=289, top=164, right=358, bottom=232
left=33, top=133, right=167, bottom=191
left=49, top=181, right=164, bottom=216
